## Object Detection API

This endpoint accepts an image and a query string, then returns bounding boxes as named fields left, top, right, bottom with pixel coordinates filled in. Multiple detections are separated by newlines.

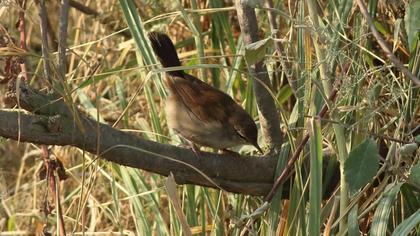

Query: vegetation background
left=0, top=0, right=419, bottom=235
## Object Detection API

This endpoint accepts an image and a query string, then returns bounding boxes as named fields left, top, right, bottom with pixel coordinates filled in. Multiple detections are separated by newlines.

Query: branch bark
left=235, top=0, right=283, bottom=152
left=1, top=85, right=277, bottom=196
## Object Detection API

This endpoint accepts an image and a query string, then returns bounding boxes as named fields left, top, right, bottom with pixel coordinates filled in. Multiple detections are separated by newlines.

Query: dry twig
left=356, top=0, right=420, bottom=86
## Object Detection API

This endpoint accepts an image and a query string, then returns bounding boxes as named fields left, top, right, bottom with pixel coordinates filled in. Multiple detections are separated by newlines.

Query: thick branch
left=235, top=0, right=283, bottom=152
left=1, top=86, right=277, bottom=196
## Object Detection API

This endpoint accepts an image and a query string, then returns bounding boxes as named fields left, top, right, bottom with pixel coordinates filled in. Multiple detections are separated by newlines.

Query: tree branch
left=17, top=0, right=29, bottom=81
left=38, top=0, right=53, bottom=84
left=235, top=0, right=283, bottom=152
left=1, top=85, right=278, bottom=196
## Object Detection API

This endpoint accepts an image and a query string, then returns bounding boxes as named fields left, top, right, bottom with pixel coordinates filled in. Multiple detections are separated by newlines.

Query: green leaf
left=76, top=90, right=104, bottom=122
left=308, top=118, right=323, bottom=236
left=373, top=20, right=390, bottom=37
left=268, top=144, right=290, bottom=234
left=348, top=206, right=360, bottom=236
left=239, top=202, right=270, bottom=221
left=370, top=182, right=403, bottom=236
left=277, top=85, right=293, bottom=105
left=405, top=0, right=420, bottom=51
left=409, top=163, right=420, bottom=186
left=367, top=83, right=382, bottom=103
left=7, top=215, right=16, bottom=231
left=393, top=19, right=402, bottom=52
left=244, top=37, right=273, bottom=65
left=392, top=208, right=420, bottom=236
left=399, top=143, right=419, bottom=156
left=344, top=138, right=379, bottom=195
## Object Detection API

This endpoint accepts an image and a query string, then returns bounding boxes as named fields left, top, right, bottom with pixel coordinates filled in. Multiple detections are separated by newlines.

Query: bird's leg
left=189, top=142, right=203, bottom=158
left=173, top=130, right=203, bottom=158
left=220, top=149, right=241, bottom=158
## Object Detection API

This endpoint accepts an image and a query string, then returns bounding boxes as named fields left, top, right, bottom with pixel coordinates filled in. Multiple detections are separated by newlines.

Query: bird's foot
left=190, top=143, right=203, bottom=158
left=220, top=149, right=241, bottom=158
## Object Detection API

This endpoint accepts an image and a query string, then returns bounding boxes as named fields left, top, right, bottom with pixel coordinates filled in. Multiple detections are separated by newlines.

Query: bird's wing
left=168, top=73, right=238, bottom=123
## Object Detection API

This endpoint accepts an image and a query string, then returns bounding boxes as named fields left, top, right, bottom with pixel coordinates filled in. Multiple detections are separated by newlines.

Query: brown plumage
left=148, top=31, right=262, bottom=155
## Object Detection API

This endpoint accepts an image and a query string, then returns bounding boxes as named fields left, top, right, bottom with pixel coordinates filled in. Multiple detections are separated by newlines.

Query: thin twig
left=264, top=0, right=295, bottom=93
left=356, top=0, right=420, bottom=86
left=16, top=0, right=29, bottom=81
left=51, top=169, right=66, bottom=236
left=56, top=0, right=87, bottom=133
left=67, top=0, right=132, bottom=38
left=45, top=13, right=59, bottom=50
left=40, top=147, right=67, bottom=235
left=69, top=0, right=99, bottom=16
left=58, top=0, right=70, bottom=82
left=38, top=0, right=53, bottom=85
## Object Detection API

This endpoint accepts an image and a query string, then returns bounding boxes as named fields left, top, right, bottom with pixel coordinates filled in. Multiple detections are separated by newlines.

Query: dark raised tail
left=148, top=32, right=182, bottom=74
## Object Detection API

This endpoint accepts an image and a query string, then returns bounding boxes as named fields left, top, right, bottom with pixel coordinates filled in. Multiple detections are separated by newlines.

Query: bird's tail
left=148, top=31, right=183, bottom=75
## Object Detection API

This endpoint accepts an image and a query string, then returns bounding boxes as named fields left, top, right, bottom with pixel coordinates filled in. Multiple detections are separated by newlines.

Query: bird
left=147, top=31, right=263, bottom=157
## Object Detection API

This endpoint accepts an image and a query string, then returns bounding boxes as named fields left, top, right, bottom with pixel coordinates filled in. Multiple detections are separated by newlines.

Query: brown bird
left=148, top=31, right=262, bottom=156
